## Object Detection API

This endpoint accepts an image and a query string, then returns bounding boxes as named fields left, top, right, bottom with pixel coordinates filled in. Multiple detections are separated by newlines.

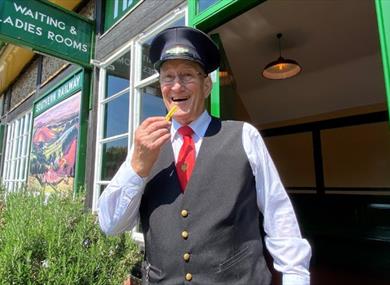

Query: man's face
left=160, top=59, right=212, bottom=125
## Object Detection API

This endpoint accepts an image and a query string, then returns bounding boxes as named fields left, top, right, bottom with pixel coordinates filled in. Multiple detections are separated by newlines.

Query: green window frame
left=103, top=0, right=143, bottom=32
left=375, top=0, right=390, bottom=123
left=188, top=0, right=263, bottom=31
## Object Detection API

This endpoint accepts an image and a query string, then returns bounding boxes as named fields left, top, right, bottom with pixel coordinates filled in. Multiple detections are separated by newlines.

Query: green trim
left=210, top=71, right=220, bottom=117
left=33, top=67, right=84, bottom=109
left=103, top=0, right=142, bottom=32
left=88, top=69, right=94, bottom=111
left=33, top=70, right=84, bottom=117
left=74, top=69, right=91, bottom=193
left=188, top=0, right=197, bottom=28
left=375, top=0, right=390, bottom=124
left=189, top=0, right=264, bottom=32
left=210, top=34, right=220, bottom=117
left=27, top=111, right=34, bottom=189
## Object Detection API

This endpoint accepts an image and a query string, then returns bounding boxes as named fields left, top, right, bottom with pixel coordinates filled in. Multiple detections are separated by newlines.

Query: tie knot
left=178, top=126, right=194, bottom=137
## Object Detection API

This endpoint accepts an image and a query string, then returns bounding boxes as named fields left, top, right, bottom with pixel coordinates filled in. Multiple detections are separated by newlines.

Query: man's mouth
left=171, top=96, right=189, bottom=102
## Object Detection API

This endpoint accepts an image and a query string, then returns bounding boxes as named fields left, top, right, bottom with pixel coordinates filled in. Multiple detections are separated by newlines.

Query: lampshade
left=262, top=33, right=301, bottom=80
left=219, top=70, right=233, bottom=86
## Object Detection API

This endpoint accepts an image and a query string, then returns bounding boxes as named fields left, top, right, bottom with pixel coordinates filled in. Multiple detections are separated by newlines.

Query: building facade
left=0, top=0, right=389, bottom=283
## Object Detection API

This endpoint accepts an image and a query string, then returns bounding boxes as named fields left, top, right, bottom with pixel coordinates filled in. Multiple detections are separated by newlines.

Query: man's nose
left=171, top=77, right=185, bottom=89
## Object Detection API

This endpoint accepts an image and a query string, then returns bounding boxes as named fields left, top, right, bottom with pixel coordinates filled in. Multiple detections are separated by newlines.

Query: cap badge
left=166, top=46, right=189, bottom=56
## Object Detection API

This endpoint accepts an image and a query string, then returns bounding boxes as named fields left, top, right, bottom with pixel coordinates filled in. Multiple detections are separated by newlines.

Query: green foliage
left=0, top=190, right=143, bottom=285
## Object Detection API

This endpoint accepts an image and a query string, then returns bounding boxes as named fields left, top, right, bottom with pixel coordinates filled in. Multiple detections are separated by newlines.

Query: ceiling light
left=262, top=33, right=302, bottom=80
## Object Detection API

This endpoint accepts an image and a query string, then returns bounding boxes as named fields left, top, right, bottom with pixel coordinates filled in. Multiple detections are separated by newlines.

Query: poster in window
left=28, top=92, right=81, bottom=193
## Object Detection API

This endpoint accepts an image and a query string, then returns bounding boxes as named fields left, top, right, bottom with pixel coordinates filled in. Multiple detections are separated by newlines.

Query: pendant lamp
left=262, top=33, right=301, bottom=80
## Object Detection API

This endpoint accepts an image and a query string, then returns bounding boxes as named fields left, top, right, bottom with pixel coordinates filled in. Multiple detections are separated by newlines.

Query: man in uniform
left=98, top=26, right=311, bottom=285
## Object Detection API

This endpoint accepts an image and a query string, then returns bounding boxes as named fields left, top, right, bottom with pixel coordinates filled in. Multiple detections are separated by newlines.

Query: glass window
left=94, top=5, right=187, bottom=214
left=106, top=75, right=129, bottom=98
left=95, top=49, right=132, bottom=208
left=101, top=137, right=128, bottom=181
left=103, top=92, right=130, bottom=138
left=99, top=184, right=107, bottom=197
left=140, top=81, right=166, bottom=122
left=100, top=51, right=131, bottom=180
left=2, top=111, right=32, bottom=192
left=97, top=50, right=131, bottom=185
left=141, top=39, right=155, bottom=80
left=106, top=52, right=130, bottom=98
left=198, top=0, right=220, bottom=13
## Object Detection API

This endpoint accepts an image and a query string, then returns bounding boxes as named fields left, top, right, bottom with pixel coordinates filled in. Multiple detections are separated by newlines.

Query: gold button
left=181, top=230, right=189, bottom=239
left=185, top=273, right=192, bottom=281
left=183, top=252, right=190, bottom=262
left=181, top=209, right=188, bottom=217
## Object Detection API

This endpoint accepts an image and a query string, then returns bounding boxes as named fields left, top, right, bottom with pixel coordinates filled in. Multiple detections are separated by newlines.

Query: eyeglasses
left=160, top=71, right=206, bottom=86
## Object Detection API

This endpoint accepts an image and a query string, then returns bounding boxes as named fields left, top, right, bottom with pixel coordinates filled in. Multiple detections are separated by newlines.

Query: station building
left=0, top=0, right=389, bottom=283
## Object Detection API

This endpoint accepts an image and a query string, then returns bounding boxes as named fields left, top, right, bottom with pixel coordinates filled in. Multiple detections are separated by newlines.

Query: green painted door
left=188, top=0, right=264, bottom=118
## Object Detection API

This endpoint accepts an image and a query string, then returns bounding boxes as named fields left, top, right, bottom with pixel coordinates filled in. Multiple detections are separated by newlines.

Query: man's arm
left=98, top=116, right=171, bottom=235
left=242, top=123, right=311, bottom=285
left=98, top=158, right=145, bottom=235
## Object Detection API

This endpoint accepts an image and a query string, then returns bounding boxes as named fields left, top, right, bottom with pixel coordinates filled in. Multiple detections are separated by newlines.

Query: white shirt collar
left=171, top=110, right=211, bottom=141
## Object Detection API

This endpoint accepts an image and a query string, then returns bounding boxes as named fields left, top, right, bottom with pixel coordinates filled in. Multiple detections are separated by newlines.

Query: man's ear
left=203, top=76, right=212, bottom=98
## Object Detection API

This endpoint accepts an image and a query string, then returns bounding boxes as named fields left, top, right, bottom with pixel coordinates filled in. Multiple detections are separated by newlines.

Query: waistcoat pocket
left=142, top=261, right=165, bottom=284
left=216, top=246, right=250, bottom=274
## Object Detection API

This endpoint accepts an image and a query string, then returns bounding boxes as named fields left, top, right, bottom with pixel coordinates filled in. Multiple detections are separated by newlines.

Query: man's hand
left=131, top=117, right=171, bottom=177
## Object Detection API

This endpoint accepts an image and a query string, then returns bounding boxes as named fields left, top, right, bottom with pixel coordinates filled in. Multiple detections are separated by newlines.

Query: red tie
left=176, top=126, right=195, bottom=192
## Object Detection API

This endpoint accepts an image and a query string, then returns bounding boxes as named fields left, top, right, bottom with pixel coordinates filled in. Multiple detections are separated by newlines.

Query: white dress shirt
left=98, top=111, right=311, bottom=285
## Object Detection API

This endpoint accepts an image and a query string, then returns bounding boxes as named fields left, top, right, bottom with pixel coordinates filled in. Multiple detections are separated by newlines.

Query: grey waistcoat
left=140, top=118, right=271, bottom=285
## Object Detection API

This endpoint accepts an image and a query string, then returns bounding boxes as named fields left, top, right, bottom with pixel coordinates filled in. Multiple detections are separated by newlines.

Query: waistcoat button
left=183, top=252, right=190, bottom=262
left=181, top=209, right=188, bottom=217
left=181, top=230, right=189, bottom=239
left=185, top=273, right=192, bottom=281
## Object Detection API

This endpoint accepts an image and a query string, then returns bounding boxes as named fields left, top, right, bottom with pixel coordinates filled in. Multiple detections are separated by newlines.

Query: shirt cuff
left=283, top=273, right=310, bottom=285
left=115, top=159, right=146, bottom=187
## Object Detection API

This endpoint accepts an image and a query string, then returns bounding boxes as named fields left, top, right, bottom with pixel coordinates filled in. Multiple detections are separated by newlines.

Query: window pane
left=140, top=81, right=166, bottom=122
left=103, top=92, right=129, bottom=138
left=322, top=122, right=390, bottom=188
left=2, top=112, right=31, bottom=192
left=106, top=52, right=130, bottom=98
left=198, top=0, right=220, bottom=13
left=140, top=17, right=185, bottom=80
left=99, top=184, right=108, bottom=196
left=101, top=138, right=128, bottom=181
left=140, top=39, right=155, bottom=80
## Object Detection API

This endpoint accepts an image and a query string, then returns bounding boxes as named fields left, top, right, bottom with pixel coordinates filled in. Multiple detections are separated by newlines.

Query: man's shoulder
left=212, top=117, right=244, bottom=126
left=213, top=117, right=256, bottom=130
left=214, top=118, right=261, bottom=137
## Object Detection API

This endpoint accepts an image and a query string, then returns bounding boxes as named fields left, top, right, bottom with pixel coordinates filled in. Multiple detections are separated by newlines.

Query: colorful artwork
left=28, top=92, right=81, bottom=193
